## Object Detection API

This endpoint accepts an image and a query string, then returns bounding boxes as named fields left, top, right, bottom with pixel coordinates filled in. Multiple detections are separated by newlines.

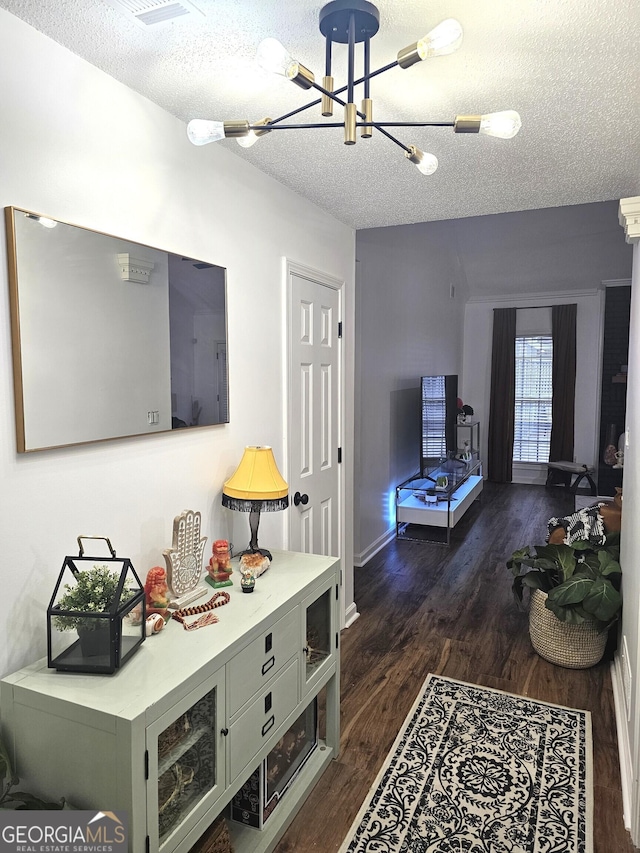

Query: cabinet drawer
left=228, top=606, right=299, bottom=716
left=228, top=657, right=299, bottom=783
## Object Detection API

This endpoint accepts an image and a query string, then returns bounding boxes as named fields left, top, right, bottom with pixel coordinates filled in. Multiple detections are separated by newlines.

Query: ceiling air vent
left=105, top=0, right=204, bottom=28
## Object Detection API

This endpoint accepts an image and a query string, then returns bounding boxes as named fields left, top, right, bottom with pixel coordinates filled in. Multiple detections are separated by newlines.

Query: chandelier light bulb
left=417, top=19, right=463, bottom=59
left=479, top=110, right=522, bottom=139
left=237, top=132, right=259, bottom=148
left=256, top=38, right=298, bottom=78
left=187, top=119, right=225, bottom=146
left=416, top=152, right=439, bottom=175
left=405, top=146, right=438, bottom=175
left=236, top=117, right=273, bottom=148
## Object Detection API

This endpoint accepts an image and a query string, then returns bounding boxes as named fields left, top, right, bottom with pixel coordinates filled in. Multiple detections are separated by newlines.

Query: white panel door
left=288, top=271, right=341, bottom=557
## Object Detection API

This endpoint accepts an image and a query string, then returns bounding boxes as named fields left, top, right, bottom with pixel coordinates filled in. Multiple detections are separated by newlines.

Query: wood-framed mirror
left=5, top=207, right=229, bottom=452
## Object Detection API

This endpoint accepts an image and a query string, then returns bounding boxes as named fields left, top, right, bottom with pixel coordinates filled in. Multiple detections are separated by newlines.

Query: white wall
left=616, top=237, right=640, bottom=838
left=463, top=290, right=604, bottom=484
left=0, top=9, right=355, bottom=679
left=354, top=222, right=467, bottom=563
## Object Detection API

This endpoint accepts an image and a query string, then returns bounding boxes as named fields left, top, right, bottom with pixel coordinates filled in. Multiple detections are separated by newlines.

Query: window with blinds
left=513, top=335, right=552, bottom=463
left=422, top=375, right=447, bottom=458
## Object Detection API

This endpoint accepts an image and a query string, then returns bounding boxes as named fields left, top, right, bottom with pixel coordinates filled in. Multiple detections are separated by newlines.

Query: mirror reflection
left=6, top=207, right=228, bottom=452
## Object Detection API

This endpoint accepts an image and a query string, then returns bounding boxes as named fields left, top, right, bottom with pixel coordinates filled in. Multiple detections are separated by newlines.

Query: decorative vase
left=529, top=589, right=607, bottom=669
left=77, top=625, right=111, bottom=658
left=240, top=568, right=256, bottom=593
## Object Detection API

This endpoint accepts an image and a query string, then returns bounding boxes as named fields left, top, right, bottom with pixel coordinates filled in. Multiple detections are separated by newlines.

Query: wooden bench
left=545, top=461, right=597, bottom=494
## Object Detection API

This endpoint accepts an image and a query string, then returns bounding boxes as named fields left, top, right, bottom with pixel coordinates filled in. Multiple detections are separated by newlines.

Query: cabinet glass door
left=302, top=579, right=337, bottom=699
left=147, top=670, right=225, bottom=852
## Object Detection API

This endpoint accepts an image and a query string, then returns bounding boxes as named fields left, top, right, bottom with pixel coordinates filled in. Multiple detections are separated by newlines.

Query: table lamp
left=221, top=446, right=289, bottom=560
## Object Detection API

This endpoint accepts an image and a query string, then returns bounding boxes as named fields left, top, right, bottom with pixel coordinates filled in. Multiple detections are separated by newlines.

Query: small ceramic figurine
left=212, top=539, right=231, bottom=570
left=207, top=539, right=233, bottom=588
left=144, top=566, right=170, bottom=616
left=145, top=612, right=165, bottom=636
left=240, top=567, right=256, bottom=593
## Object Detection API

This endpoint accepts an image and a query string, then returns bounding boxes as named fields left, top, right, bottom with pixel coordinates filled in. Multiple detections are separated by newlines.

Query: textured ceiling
left=2, top=0, right=640, bottom=230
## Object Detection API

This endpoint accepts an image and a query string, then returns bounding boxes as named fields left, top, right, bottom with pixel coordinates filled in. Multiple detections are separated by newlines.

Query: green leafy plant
left=506, top=533, right=622, bottom=628
left=0, top=734, right=64, bottom=809
left=53, top=564, right=123, bottom=632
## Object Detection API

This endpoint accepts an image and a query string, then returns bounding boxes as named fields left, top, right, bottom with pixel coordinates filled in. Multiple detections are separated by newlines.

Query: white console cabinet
left=0, top=551, right=340, bottom=853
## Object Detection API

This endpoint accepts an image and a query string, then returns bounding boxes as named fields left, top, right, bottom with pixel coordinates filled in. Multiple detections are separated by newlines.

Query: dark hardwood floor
left=275, top=482, right=635, bottom=853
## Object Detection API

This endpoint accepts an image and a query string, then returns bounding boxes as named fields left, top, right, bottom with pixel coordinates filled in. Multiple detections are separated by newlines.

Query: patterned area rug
left=339, top=674, right=592, bottom=853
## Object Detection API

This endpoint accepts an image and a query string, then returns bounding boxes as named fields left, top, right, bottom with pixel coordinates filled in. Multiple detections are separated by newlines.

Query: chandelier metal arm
left=347, top=11, right=356, bottom=103
left=264, top=58, right=404, bottom=128
left=314, top=59, right=400, bottom=100
left=262, top=84, right=366, bottom=130
left=366, top=121, right=455, bottom=128
left=251, top=123, right=345, bottom=130
left=310, top=81, right=366, bottom=119
left=351, top=60, right=400, bottom=87
left=364, top=38, right=371, bottom=99
left=372, top=128, right=410, bottom=153
left=263, top=58, right=401, bottom=130
left=248, top=120, right=413, bottom=154
left=267, top=98, right=323, bottom=125
left=325, top=30, right=332, bottom=76
left=248, top=121, right=454, bottom=131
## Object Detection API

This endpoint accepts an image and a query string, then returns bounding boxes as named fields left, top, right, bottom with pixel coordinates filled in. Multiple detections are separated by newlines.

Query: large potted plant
left=506, top=533, right=622, bottom=668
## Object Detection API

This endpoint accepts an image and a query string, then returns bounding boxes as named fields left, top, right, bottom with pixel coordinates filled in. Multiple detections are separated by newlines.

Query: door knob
left=294, top=491, right=309, bottom=507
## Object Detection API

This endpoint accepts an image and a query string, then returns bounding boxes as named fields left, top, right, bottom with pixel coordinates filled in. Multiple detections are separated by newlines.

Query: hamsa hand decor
left=163, top=509, right=208, bottom=606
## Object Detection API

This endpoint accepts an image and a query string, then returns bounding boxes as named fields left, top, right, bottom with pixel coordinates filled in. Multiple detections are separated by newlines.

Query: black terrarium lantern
left=47, top=536, right=145, bottom=674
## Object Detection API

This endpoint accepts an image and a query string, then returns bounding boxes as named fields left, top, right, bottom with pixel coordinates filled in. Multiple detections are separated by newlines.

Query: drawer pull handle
left=261, top=715, right=275, bottom=738
left=265, top=633, right=273, bottom=653
left=261, top=656, right=275, bottom=676
left=220, top=728, right=229, bottom=737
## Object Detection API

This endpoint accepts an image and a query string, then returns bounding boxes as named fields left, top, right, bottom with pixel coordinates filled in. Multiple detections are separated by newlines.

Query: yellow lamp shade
left=223, top=446, right=288, bottom=501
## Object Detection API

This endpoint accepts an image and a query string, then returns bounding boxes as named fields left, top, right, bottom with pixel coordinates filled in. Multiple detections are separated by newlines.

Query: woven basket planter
left=529, top=588, right=608, bottom=669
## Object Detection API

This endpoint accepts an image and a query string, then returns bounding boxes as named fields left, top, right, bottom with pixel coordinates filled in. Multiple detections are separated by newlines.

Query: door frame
left=284, top=258, right=345, bottom=573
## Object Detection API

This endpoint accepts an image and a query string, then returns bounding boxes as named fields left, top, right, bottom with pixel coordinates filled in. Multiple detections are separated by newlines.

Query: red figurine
left=144, top=566, right=169, bottom=616
left=207, top=540, right=233, bottom=588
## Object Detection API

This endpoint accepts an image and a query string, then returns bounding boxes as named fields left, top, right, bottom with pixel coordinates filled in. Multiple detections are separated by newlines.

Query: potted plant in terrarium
left=47, top=538, right=146, bottom=674
left=506, top=533, right=622, bottom=668
left=54, top=564, right=123, bottom=645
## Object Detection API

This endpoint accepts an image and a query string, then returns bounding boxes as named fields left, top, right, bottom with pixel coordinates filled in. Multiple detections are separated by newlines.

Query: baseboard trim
left=344, top=602, right=360, bottom=628
left=610, top=656, right=633, bottom=831
left=354, top=525, right=396, bottom=567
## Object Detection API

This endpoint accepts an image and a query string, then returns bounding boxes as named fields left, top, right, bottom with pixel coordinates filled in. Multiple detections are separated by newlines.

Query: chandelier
left=187, top=0, right=521, bottom=176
